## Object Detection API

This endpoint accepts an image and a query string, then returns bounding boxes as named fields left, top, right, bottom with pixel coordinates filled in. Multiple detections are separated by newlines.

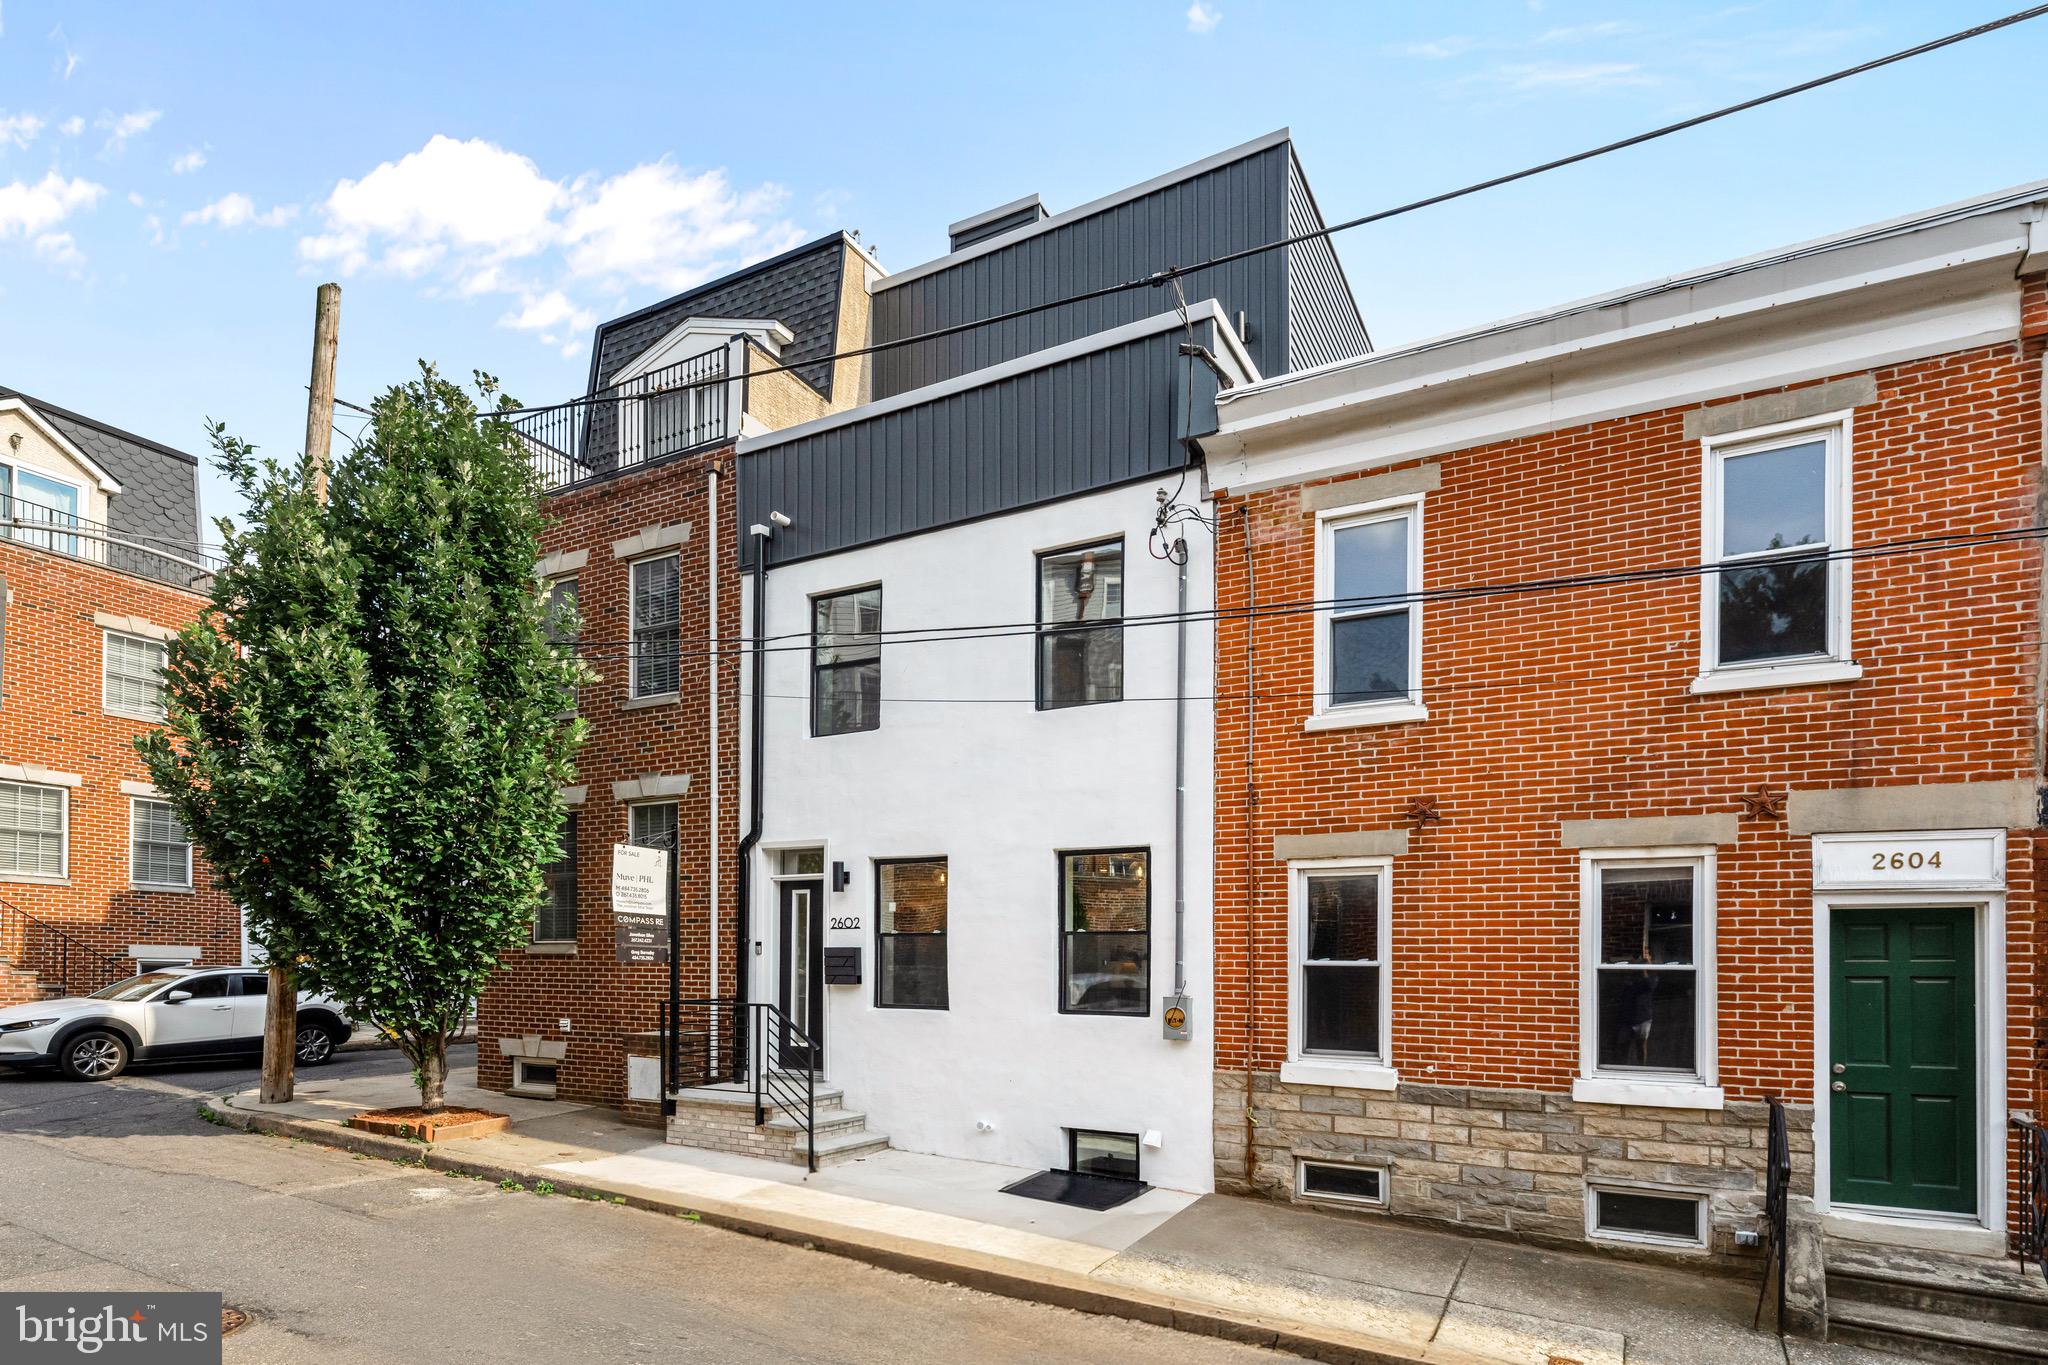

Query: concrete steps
left=1828, top=1245, right=2048, bottom=1363
left=666, top=1075, right=890, bottom=1169
left=0, top=957, right=48, bottom=1008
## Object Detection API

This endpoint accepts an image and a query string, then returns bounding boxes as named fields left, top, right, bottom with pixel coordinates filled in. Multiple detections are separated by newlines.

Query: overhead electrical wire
left=542, top=522, right=2048, bottom=660
left=370, top=2, right=2048, bottom=422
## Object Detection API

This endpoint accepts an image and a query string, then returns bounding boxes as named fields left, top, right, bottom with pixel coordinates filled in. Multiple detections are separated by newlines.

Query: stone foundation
left=1216, top=1072, right=1814, bottom=1257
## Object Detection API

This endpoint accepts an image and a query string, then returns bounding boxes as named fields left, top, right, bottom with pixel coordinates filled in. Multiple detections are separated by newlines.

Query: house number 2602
left=829, top=916, right=861, bottom=931
left=1872, top=850, right=1942, bottom=871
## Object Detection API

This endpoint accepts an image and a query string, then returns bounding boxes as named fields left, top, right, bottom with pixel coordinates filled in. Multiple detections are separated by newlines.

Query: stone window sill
left=1280, top=1059, right=1400, bottom=1092
left=1689, top=660, right=1862, bottom=696
left=1302, top=700, right=1428, bottom=734
left=1572, top=1076, right=1725, bottom=1110
left=525, top=941, right=577, bottom=956
left=621, top=693, right=680, bottom=711
left=131, top=883, right=195, bottom=895
left=0, top=874, right=69, bottom=887
left=104, top=707, right=167, bottom=724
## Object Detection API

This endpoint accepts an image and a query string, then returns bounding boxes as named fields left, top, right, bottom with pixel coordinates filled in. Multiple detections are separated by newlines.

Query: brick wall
left=476, top=450, right=741, bottom=1106
left=1210, top=334, right=2045, bottom=1246
left=0, top=542, right=240, bottom=986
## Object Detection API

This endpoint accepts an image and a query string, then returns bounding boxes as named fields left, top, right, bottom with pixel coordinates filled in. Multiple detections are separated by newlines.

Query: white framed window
left=1296, top=1160, right=1388, bottom=1208
left=129, top=797, right=193, bottom=890
left=1694, top=414, right=1858, bottom=694
left=0, top=463, right=87, bottom=557
left=0, top=780, right=66, bottom=879
left=511, top=1058, right=560, bottom=1097
left=1586, top=1182, right=1709, bottom=1250
left=1575, top=848, right=1722, bottom=1109
left=1309, top=496, right=1425, bottom=731
left=629, top=555, right=680, bottom=698
left=1282, top=858, right=1396, bottom=1091
left=104, top=630, right=169, bottom=719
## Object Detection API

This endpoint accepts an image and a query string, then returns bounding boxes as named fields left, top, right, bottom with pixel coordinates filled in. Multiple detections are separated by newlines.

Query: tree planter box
left=348, top=1106, right=510, bottom=1142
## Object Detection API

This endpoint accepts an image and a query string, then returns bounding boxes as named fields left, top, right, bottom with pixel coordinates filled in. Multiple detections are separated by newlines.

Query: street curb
left=200, top=1096, right=1476, bottom=1365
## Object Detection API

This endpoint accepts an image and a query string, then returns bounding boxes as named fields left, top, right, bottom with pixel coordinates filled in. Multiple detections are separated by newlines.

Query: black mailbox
left=823, top=947, right=862, bottom=985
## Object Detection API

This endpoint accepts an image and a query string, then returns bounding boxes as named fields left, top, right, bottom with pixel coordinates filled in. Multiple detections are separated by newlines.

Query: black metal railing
left=1753, top=1094, right=1793, bottom=1332
left=0, top=894, right=134, bottom=999
left=662, top=996, right=819, bottom=1172
left=501, top=348, right=731, bottom=492
left=2014, top=1115, right=2048, bottom=1283
left=0, top=492, right=220, bottom=590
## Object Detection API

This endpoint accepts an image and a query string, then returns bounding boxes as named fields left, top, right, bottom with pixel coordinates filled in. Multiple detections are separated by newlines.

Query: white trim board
left=0, top=398, right=124, bottom=494
left=877, top=130, right=1291, bottom=290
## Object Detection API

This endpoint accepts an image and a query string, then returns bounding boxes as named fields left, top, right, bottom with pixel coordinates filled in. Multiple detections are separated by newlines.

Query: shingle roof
left=0, top=386, right=203, bottom=570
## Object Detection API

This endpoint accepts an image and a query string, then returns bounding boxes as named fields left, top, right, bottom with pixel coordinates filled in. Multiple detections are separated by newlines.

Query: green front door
left=1830, top=907, right=1977, bottom=1215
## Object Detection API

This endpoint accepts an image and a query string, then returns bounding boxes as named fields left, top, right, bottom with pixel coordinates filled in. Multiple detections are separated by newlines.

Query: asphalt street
left=0, top=1045, right=1289, bottom=1364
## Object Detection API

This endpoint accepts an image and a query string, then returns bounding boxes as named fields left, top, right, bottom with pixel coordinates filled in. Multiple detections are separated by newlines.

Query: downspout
left=735, top=516, right=777, bottom=1080
left=1172, top=536, right=1189, bottom=998
left=706, top=462, right=721, bottom=1004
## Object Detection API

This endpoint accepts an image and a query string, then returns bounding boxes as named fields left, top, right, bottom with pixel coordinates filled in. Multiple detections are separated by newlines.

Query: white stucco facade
left=742, top=477, right=1217, bottom=1192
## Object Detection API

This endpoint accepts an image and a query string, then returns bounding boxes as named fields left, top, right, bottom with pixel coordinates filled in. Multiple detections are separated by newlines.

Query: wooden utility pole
left=260, top=281, right=340, bottom=1105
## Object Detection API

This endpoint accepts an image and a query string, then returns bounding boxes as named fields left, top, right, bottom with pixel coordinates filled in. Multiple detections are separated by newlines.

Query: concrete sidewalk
left=210, top=1061, right=1891, bottom=1365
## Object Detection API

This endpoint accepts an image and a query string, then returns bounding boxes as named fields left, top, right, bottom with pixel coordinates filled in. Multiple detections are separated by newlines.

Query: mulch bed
left=347, top=1106, right=510, bottom=1142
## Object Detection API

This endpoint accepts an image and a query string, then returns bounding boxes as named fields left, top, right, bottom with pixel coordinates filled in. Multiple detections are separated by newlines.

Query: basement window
left=1587, top=1185, right=1707, bottom=1249
left=1069, top=1128, right=1140, bottom=1182
left=1296, top=1160, right=1386, bottom=1207
left=512, top=1059, right=559, bottom=1097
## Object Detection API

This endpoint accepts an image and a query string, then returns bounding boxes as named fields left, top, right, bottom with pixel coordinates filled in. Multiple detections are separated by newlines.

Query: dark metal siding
left=739, top=318, right=1218, bottom=567
left=869, top=144, right=1292, bottom=397
left=587, top=235, right=848, bottom=397
left=1284, top=150, right=1371, bottom=371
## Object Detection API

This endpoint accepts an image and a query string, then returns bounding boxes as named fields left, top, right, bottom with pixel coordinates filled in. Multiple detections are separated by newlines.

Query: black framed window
left=876, top=858, right=947, bottom=1009
left=545, top=576, right=579, bottom=714
left=629, top=801, right=677, bottom=853
left=1036, top=540, right=1122, bottom=708
left=1070, top=1129, right=1140, bottom=1181
left=812, top=586, right=881, bottom=736
left=1059, top=849, right=1148, bottom=1015
left=630, top=556, right=680, bottom=697
left=535, top=812, right=578, bottom=943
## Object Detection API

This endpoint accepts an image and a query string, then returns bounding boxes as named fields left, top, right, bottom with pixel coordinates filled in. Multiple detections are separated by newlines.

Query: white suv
left=0, top=966, right=352, bottom=1081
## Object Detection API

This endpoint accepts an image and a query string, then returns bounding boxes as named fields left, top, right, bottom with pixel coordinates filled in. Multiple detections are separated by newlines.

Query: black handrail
left=664, top=996, right=819, bottom=1172
left=1752, top=1095, right=1793, bottom=1332
left=0, top=893, right=133, bottom=999
left=2014, top=1115, right=2047, bottom=1284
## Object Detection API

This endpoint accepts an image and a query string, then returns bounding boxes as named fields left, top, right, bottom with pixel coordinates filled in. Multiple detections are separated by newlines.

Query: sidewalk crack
left=1429, top=1247, right=1472, bottom=1343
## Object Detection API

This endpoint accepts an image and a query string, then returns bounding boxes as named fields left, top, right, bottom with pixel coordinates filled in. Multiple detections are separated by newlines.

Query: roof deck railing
left=0, top=493, right=221, bottom=590
left=503, top=348, right=732, bottom=492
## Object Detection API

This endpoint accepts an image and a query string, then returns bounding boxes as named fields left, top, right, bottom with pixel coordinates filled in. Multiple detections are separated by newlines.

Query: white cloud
left=0, top=170, right=104, bottom=240
left=1185, top=2, right=1220, bottom=35
left=1535, top=21, right=1635, bottom=44
left=141, top=211, right=166, bottom=247
left=300, top=134, right=806, bottom=352
left=58, top=116, right=83, bottom=136
left=182, top=191, right=297, bottom=229
left=1461, top=60, right=1658, bottom=93
left=559, top=161, right=798, bottom=291
left=1400, top=36, right=1478, bottom=59
left=33, top=230, right=82, bottom=267
left=49, top=25, right=76, bottom=80
left=0, top=111, right=41, bottom=150
left=170, top=147, right=206, bottom=174
left=97, top=107, right=160, bottom=155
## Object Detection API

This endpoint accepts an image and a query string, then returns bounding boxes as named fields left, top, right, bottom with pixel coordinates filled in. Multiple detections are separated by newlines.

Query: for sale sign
left=611, top=843, right=669, bottom=917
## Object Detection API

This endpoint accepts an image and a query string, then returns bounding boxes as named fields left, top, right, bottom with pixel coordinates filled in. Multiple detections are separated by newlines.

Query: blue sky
left=2, top=1, right=2043, bottom=537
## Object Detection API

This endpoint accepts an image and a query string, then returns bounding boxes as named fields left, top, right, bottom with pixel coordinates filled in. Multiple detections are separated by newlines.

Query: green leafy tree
left=138, top=366, right=585, bottom=1111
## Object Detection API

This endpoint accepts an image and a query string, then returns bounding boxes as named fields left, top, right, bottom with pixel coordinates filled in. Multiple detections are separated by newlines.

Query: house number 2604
left=1872, top=850, right=1942, bottom=871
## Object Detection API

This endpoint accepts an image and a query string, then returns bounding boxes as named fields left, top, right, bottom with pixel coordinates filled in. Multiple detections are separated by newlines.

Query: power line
left=461, top=4, right=2048, bottom=421
left=546, top=522, right=2047, bottom=660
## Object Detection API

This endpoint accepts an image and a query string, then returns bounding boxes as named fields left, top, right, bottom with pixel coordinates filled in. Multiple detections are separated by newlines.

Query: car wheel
left=294, top=1022, right=340, bottom=1066
left=60, top=1031, right=129, bottom=1082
